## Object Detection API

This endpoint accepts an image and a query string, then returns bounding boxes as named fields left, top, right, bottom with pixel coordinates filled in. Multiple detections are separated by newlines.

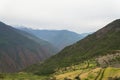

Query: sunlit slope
left=25, top=19, right=120, bottom=75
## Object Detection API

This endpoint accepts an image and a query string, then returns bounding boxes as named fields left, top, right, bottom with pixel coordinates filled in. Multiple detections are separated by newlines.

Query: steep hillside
left=17, top=29, right=59, bottom=55
left=0, top=21, right=57, bottom=73
left=17, top=28, right=89, bottom=51
left=24, top=19, right=120, bottom=75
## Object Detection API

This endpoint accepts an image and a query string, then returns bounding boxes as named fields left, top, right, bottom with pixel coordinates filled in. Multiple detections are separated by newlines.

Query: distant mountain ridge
left=24, top=19, right=120, bottom=75
left=0, top=21, right=57, bottom=72
left=16, top=27, right=89, bottom=51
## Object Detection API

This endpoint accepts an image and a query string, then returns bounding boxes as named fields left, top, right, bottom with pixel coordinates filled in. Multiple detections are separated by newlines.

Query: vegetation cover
left=24, top=19, right=120, bottom=76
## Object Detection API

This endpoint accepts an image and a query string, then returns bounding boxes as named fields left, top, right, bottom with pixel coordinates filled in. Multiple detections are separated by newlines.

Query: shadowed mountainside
left=0, top=21, right=57, bottom=72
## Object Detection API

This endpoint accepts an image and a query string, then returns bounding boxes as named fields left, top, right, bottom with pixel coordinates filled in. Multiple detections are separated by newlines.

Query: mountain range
left=0, top=19, right=120, bottom=79
left=17, top=27, right=89, bottom=51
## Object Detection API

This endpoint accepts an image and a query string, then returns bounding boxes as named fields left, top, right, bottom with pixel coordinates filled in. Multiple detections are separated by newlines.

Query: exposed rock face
left=96, top=50, right=120, bottom=67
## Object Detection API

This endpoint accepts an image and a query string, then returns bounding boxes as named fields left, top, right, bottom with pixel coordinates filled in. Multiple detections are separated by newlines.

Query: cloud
left=0, top=0, right=120, bottom=33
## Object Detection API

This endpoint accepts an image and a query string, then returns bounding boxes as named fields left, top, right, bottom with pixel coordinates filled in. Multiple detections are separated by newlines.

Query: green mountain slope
left=0, top=21, right=57, bottom=72
left=24, top=19, right=120, bottom=75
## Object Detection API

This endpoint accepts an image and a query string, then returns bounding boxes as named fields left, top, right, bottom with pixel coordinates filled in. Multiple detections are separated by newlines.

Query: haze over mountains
left=17, top=27, right=89, bottom=51
left=25, top=19, right=120, bottom=76
left=0, top=22, right=57, bottom=72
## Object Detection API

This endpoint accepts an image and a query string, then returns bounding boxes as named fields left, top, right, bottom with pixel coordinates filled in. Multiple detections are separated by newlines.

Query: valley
left=0, top=0, right=120, bottom=79
left=17, top=27, right=89, bottom=51
left=0, top=19, right=120, bottom=80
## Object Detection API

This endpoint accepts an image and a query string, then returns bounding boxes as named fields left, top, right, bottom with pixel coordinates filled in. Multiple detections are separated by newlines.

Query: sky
left=0, top=0, right=120, bottom=33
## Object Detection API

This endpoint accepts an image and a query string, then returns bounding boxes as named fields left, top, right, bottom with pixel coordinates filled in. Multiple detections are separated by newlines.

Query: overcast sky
left=0, top=0, right=120, bottom=33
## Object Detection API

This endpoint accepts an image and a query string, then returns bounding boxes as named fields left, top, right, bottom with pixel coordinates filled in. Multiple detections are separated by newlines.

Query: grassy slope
left=24, top=19, right=120, bottom=75
left=0, top=73, right=48, bottom=80
left=53, top=51, right=120, bottom=80
left=1, top=57, right=118, bottom=80
left=1, top=63, right=120, bottom=80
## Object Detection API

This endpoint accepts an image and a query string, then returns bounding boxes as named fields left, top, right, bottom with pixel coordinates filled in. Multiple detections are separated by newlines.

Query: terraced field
left=52, top=60, right=120, bottom=80
left=54, top=68, right=120, bottom=80
left=0, top=57, right=120, bottom=80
